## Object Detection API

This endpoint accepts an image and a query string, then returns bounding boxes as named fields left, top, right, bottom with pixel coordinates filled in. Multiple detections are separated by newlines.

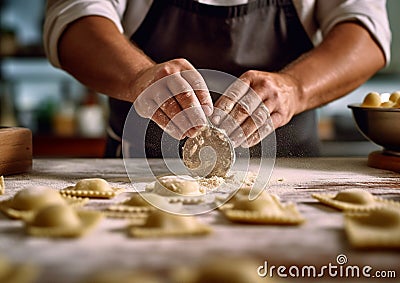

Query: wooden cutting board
left=368, top=150, right=400, bottom=173
left=0, top=127, right=32, bottom=175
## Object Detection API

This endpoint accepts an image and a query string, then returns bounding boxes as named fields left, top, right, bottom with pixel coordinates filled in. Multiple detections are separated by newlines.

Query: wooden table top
left=0, top=158, right=399, bottom=283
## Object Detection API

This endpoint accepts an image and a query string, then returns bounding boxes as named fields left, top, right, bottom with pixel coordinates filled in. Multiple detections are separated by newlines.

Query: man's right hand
left=132, top=59, right=213, bottom=140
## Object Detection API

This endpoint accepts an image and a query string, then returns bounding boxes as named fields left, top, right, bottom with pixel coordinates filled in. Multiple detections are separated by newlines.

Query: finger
left=133, top=88, right=160, bottom=118
left=167, top=73, right=208, bottom=130
left=219, top=89, right=261, bottom=135
left=151, top=88, right=193, bottom=138
left=242, top=112, right=276, bottom=148
left=211, top=78, right=250, bottom=126
left=181, top=70, right=213, bottom=116
left=157, top=97, right=202, bottom=138
left=157, top=96, right=182, bottom=122
left=151, top=106, right=183, bottom=140
left=178, top=106, right=209, bottom=138
left=230, top=103, right=271, bottom=147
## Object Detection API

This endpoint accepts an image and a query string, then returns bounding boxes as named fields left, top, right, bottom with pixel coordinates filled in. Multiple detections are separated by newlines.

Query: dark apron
left=105, top=0, right=321, bottom=158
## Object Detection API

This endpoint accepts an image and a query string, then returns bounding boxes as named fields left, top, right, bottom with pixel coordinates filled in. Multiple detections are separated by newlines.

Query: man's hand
left=132, top=59, right=213, bottom=140
left=211, top=70, right=300, bottom=148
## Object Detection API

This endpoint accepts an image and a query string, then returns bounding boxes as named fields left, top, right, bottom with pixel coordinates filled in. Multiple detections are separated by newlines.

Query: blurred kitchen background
left=0, top=0, right=399, bottom=157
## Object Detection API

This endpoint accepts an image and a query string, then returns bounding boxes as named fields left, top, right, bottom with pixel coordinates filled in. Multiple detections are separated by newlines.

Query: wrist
left=279, top=70, right=306, bottom=115
left=127, top=61, right=156, bottom=102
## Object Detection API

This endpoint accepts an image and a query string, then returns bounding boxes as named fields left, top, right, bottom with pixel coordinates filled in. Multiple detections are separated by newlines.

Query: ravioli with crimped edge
left=152, top=175, right=205, bottom=196
left=26, top=204, right=102, bottom=238
left=129, top=209, right=212, bottom=238
left=60, top=178, right=125, bottom=199
left=222, top=191, right=304, bottom=225
left=345, top=206, right=400, bottom=248
left=105, top=193, right=182, bottom=219
left=0, top=186, right=87, bottom=220
left=312, top=189, right=400, bottom=211
left=146, top=175, right=206, bottom=204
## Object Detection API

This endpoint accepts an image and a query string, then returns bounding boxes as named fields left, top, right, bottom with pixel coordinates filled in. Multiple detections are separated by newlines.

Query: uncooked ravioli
left=0, top=187, right=66, bottom=220
left=345, top=206, right=400, bottom=248
left=129, top=210, right=211, bottom=238
left=222, top=191, right=304, bottom=225
left=105, top=193, right=182, bottom=219
left=61, top=178, right=124, bottom=199
left=10, top=187, right=65, bottom=211
left=26, top=204, right=102, bottom=238
left=312, top=189, right=399, bottom=211
left=153, top=175, right=205, bottom=196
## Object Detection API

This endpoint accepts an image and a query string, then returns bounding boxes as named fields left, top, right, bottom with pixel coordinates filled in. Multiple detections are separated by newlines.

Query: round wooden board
left=367, top=151, right=400, bottom=173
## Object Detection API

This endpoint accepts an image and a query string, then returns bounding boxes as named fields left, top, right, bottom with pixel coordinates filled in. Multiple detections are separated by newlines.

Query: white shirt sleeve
left=315, top=0, right=391, bottom=65
left=45, top=0, right=391, bottom=68
left=43, top=0, right=127, bottom=68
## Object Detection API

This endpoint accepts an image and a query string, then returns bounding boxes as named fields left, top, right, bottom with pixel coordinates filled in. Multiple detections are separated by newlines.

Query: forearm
left=58, top=15, right=154, bottom=102
left=281, top=22, right=386, bottom=115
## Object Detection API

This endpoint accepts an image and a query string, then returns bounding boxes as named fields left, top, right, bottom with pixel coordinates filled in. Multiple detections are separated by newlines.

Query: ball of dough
left=361, top=92, right=381, bottom=107
left=380, top=101, right=395, bottom=108
left=393, top=98, right=400, bottom=109
left=389, top=91, right=400, bottom=103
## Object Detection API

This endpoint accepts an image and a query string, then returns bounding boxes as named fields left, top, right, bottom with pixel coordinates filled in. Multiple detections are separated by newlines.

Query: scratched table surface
left=0, top=158, right=399, bottom=283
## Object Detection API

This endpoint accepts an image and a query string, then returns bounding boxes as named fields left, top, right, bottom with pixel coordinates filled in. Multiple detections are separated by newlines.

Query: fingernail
left=211, top=115, right=220, bottom=125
